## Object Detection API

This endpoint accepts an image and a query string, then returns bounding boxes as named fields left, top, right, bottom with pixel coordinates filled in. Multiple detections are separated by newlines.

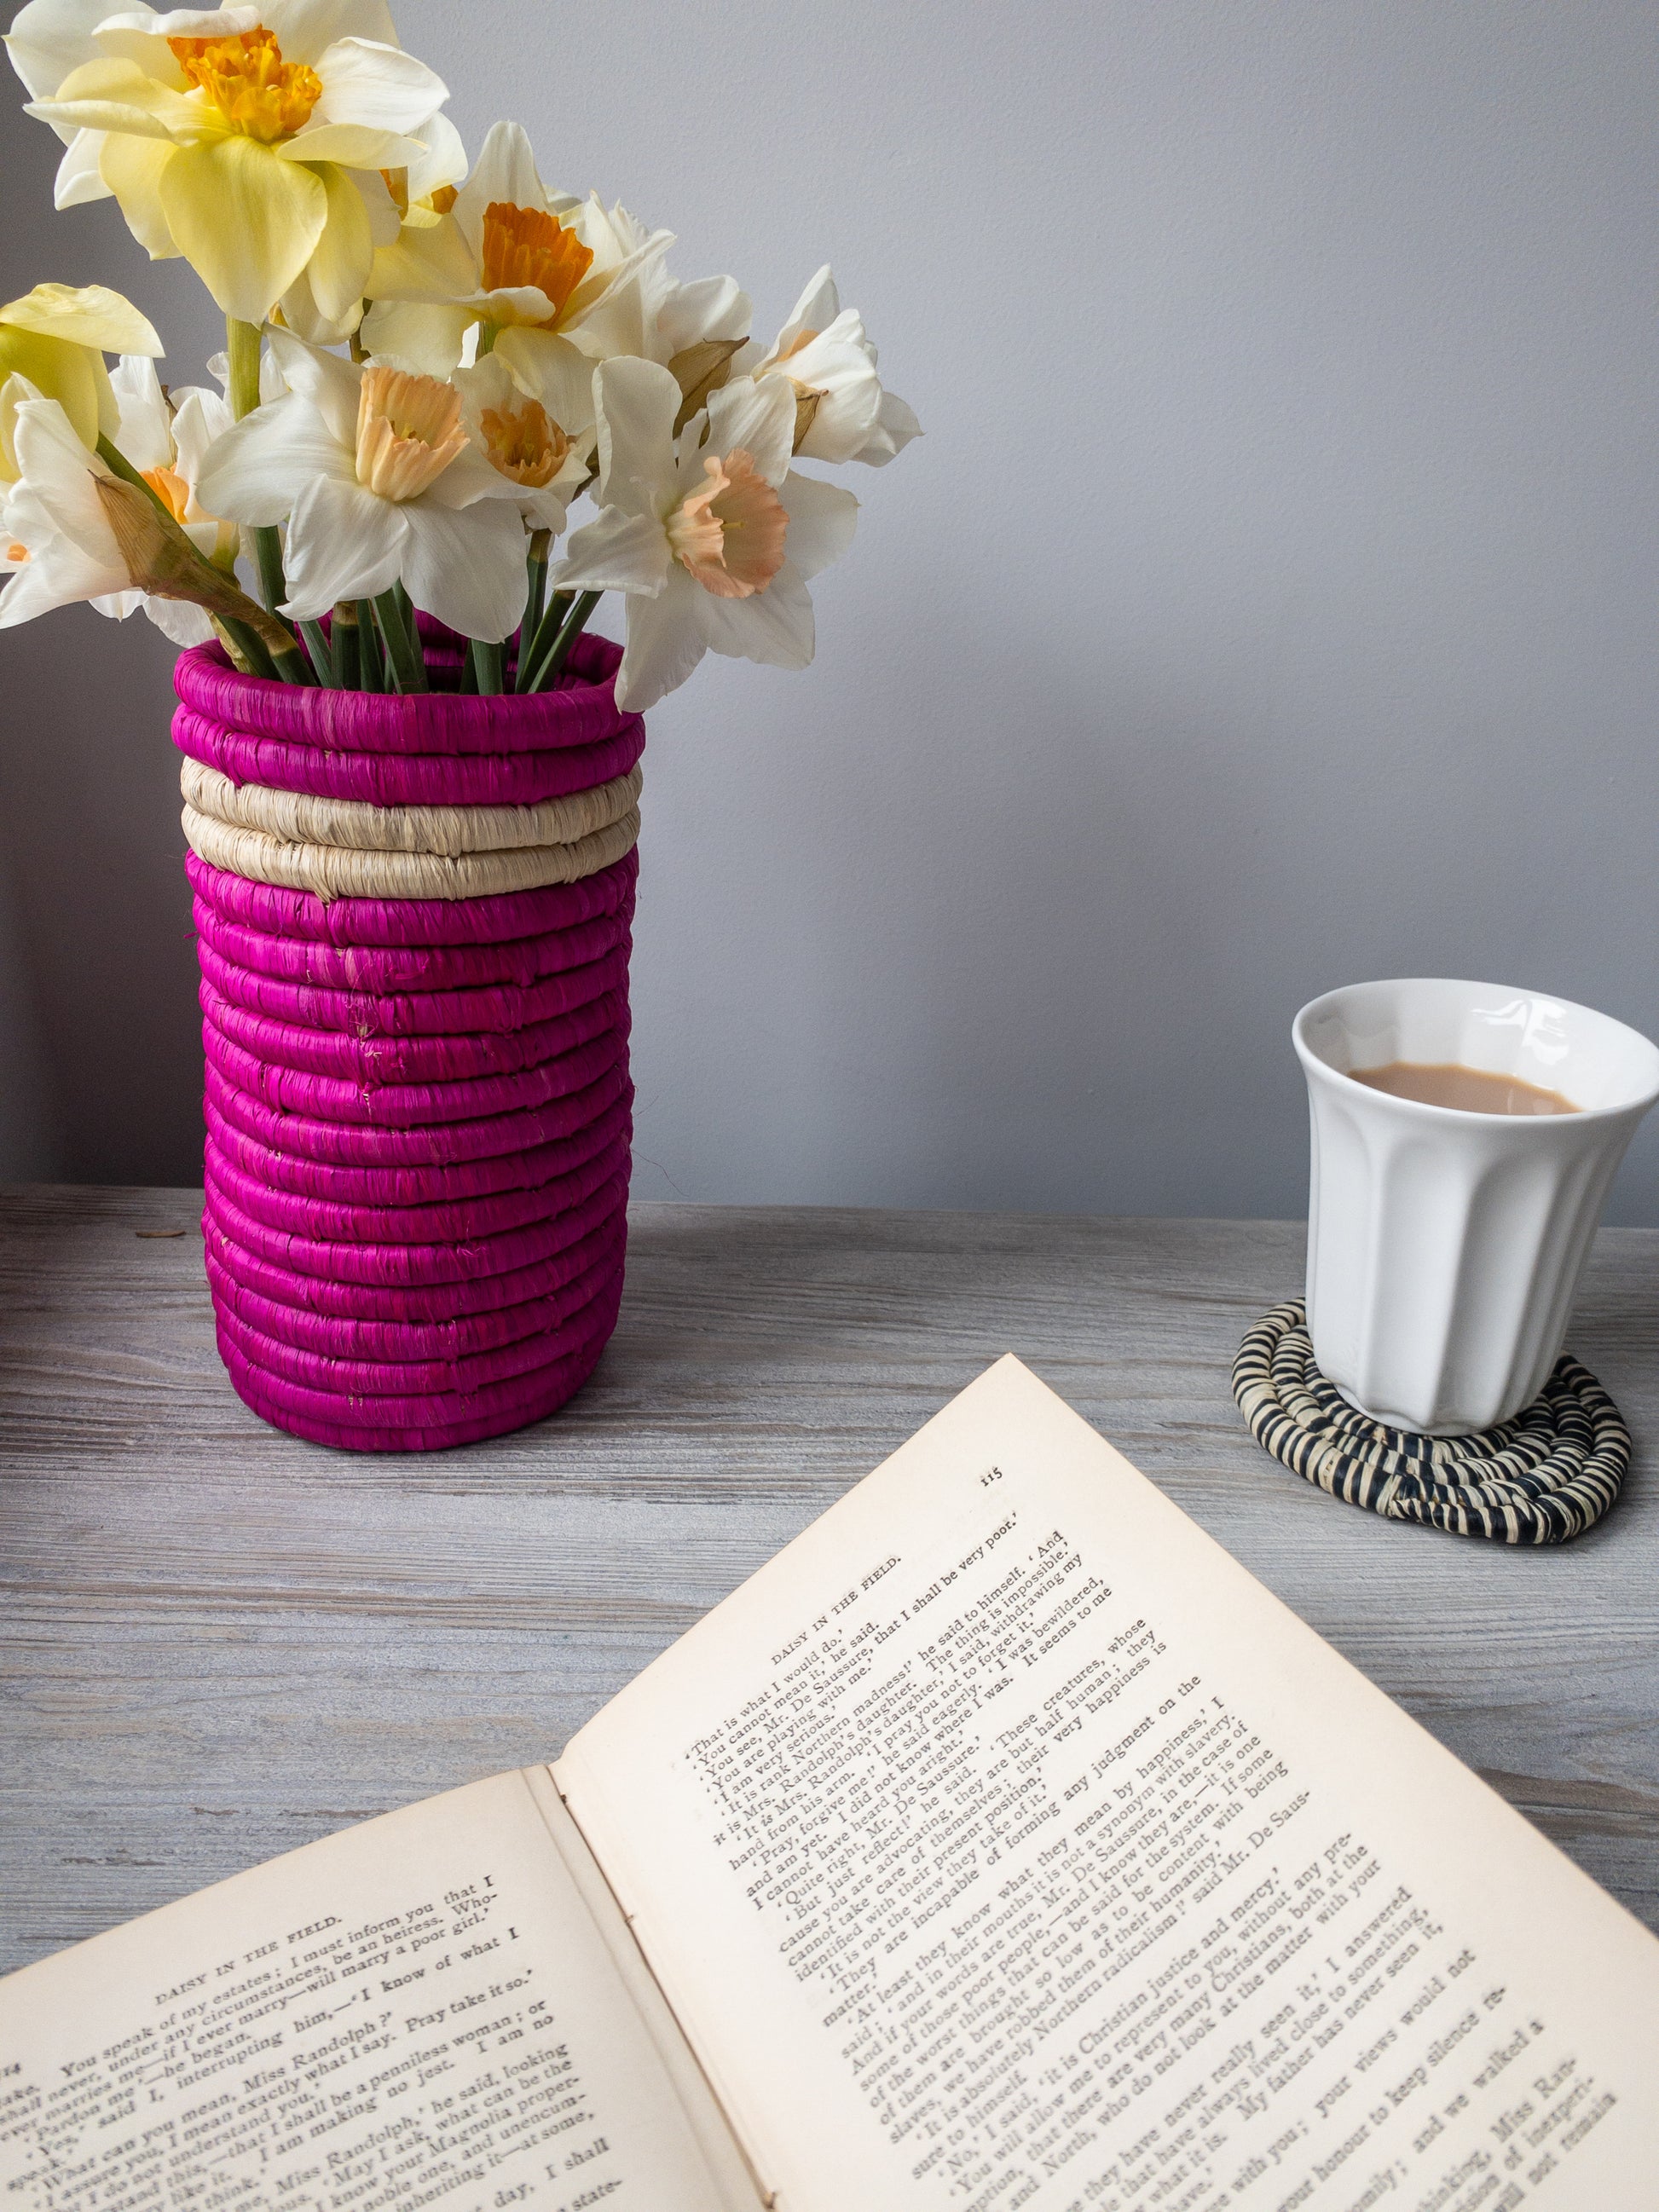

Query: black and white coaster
left=1231, top=1298, right=1629, bottom=1544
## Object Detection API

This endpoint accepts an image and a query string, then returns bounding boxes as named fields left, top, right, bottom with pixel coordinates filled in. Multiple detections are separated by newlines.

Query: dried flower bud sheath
left=93, top=477, right=302, bottom=665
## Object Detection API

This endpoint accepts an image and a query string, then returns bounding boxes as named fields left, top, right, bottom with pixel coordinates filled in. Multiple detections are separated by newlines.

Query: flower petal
left=474, top=283, right=559, bottom=327
left=782, top=326, right=883, bottom=463
left=28, top=51, right=197, bottom=135
left=352, top=159, right=402, bottom=245
left=277, top=258, right=361, bottom=346
left=489, top=327, right=598, bottom=442
left=293, top=156, right=375, bottom=321
left=614, top=566, right=706, bottom=710
left=591, top=355, right=678, bottom=516
left=107, top=352, right=173, bottom=470
left=98, top=128, right=181, bottom=257
left=554, top=505, right=669, bottom=596
left=265, top=324, right=362, bottom=445
left=311, top=35, right=447, bottom=135
left=703, top=373, right=795, bottom=487
left=195, top=390, right=350, bottom=523
left=85, top=17, right=194, bottom=82
left=159, top=134, right=328, bottom=321
left=280, top=470, right=405, bottom=617
left=777, top=471, right=858, bottom=580
left=401, top=494, right=526, bottom=641
left=142, top=592, right=214, bottom=644
left=0, top=331, right=103, bottom=459
left=360, top=297, right=472, bottom=378
left=453, top=119, right=547, bottom=259
left=277, top=121, right=425, bottom=167
left=776, top=265, right=840, bottom=353
left=0, top=280, right=162, bottom=355
left=365, top=208, right=477, bottom=303
left=10, top=395, right=124, bottom=561
left=855, top=385, right=922, bottom=466
left=417, top=440, right=523, bottom=511
left=406, top=109, right=465, bottom=202
left=656, top=272, right=751, bottom=355
left=167, top=384, right=234, bottom=522
left=695, top=556, right=815, bottom=670
left=0, top=547, right=119, bottom=626
left=263, top=0, right=398, bottom=65
left=3, top=0, right=113, bottom=101
left=561, top=220, right=673, bottom=339
left=53, top=127, right=113, bottom=204
left=101, top=8, right=256, bottom=35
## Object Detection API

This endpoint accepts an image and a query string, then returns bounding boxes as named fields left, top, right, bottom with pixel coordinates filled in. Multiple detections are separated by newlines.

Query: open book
left=4, top=1358, right=1656, bottom=2212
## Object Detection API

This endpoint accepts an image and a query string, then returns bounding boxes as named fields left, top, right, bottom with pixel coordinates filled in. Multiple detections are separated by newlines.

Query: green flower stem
left=249, top=525, right=289, bottom=617
left=255, top=623, right=312, bottom=684
left=299, top=619, right=339, bottom=687
left=224, top=317, right=303, bottom=664
left=459, top=645, right=478, bottom=694
left=469, top=638, right=504, bottom=694
left=518, top=586, right=572, bottom=692
left=373, top=591, right=428, bottom=691
left=356, top=598, right=385, bottom=690
left=535, top=590, right=602, bottom=690
left=392, top=580, right=429, bottom=685
left=516, top=531, right=551, bottom=692
left=217, top=617, right=277, bottom=680
left=226, top=319, right=263, bottom=419
left=332, top=602, right=360, bottom=689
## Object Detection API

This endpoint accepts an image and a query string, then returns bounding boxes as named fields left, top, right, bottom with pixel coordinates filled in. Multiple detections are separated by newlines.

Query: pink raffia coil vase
left=172, top=632, right=644, bottom=1453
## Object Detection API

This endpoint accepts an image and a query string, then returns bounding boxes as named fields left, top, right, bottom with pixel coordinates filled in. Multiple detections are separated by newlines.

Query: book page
left=0, top=1769, right=760, bottom=2212
left=555, top=1356, right=1659, bottom=2212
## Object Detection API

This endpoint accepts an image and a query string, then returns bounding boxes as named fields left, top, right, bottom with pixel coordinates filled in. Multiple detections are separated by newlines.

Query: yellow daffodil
left=0, top=280, right=161, bottom=478
left=7, top=1, right=449, bottom=326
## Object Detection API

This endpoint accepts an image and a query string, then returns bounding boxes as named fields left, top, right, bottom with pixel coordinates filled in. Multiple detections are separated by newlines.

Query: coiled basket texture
left=173, top=627, right=645, bottom=1453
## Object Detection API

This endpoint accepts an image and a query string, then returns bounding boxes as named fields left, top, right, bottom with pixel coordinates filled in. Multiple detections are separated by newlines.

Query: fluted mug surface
left=1295, top=979, right=1659, bottom=1435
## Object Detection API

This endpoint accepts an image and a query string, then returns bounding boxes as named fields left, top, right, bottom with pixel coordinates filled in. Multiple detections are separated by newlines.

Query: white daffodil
left=196, top=326, right=541, bottom=639
left=452, top=351, right=587, bottom=529
left=739, top=266, right=920, bottom=467
left=552, top=357, right=859, bottom=713
left=107, top=349, right=236, bottom=569
left=0, top=381, right=211, bottom=642
left=8, top=0, right=449, bottom=327
left=361, top=120, right=672, bottom=433
left=0, top=280, right=161, bottom=478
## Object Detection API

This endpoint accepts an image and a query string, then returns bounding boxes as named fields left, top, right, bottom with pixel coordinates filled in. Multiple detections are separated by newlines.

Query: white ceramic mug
left=1294, top=978, right=1659, bottom=1434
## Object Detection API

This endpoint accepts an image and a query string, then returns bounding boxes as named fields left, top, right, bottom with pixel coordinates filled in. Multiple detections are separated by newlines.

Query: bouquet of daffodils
left=0, top=0, right=917, bottom=709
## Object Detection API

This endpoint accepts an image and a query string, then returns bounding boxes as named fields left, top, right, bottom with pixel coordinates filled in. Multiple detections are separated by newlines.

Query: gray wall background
left=3, top=1, right=1657, bottom=1216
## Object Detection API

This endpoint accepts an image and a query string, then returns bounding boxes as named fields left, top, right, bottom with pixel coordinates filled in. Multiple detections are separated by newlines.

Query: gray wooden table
left=3, top=1187, right=1656, bottom=1978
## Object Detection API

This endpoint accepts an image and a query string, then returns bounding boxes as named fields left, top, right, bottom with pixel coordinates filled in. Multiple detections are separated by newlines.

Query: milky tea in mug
left=1293, top=979, right=1659, bottom=1434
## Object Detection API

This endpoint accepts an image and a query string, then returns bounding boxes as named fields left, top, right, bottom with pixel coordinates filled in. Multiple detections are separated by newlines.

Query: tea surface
left=1348, top=1060, right=1578, bottom=1114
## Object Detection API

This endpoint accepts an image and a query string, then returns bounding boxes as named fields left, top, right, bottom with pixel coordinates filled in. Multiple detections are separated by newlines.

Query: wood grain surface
left=2, top=1185, right=1656, bottom=1978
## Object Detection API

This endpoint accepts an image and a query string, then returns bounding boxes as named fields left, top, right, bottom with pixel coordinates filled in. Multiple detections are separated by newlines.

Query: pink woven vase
left=173, top=633, right=644, bottom=1453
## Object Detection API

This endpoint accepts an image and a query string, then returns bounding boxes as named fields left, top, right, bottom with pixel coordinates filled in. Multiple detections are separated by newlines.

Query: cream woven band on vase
left=181, top=759, right=643, bottom=901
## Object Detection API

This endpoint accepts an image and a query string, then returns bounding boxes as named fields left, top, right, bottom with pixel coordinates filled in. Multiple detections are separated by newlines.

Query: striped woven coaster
left=1231, top=1299, right=1629, bottom=1544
